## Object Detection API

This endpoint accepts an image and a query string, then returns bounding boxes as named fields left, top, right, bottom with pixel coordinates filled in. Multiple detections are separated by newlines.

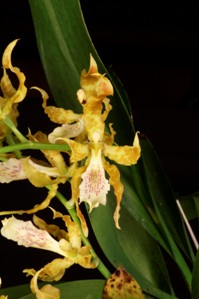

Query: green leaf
left=140, top=136, right=193, bottom=287
left=0, top=283, right=30, bottom=298
left=140, top=136, right=193, bottom=254
left=20, top=280, right=105, bottom=299
left=120, top=166, right=171, bottom=253
left=192, top=249, right=199, bottom=299
left=89, top=195, right=177, bottom=299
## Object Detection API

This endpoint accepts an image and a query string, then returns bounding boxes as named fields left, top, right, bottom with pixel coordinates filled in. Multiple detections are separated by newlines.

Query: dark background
left=0, top=0, right=199, bottom=291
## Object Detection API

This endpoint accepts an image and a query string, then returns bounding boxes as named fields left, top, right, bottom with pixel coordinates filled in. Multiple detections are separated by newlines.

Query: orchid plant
left=0, top=1, right=198, bottom=299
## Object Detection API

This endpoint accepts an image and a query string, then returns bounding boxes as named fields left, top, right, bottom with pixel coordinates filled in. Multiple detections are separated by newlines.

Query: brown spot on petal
left=103, top=266, right=146, bottom=299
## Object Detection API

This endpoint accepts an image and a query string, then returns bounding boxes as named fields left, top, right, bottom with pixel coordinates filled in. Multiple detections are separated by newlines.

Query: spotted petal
left=1, top=216, right=67, bottom=257
left=33, top=87, right=81, bottom=124
left=103, top=132, right=141, bottom=166
left=79, top=148, right=110, bottom=211
left=79, top=55, right=113, bottom=101
left=0, top=158, right=26, bottom=183
left=104, top=160, right=124, bottom=229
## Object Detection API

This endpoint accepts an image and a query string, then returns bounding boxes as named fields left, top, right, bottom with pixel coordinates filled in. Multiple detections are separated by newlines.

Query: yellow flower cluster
left=0, top=40, right=141, bottom=298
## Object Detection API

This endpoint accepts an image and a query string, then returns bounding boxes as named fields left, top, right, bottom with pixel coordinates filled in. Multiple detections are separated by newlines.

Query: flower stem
left=51, top=187, right=111, bottom=279
left=0, top=142, right=70, bottom=154
left=3, top=116, right=28, bottom=143
left=6, top=133, right=22, bottom=158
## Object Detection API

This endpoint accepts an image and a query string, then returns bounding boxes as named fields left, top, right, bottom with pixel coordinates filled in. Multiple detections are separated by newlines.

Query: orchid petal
left=83, top=113, right=105, bottom=142
left=103, top=132, right=141, bottom=166
left=1, top=39, right=27, bottom=114
left=32, top=282, right=60, bottom=299
left=79, top=148, right=110, bottom=211
left=33, top=87, right=81, bottom=124
left=26, top=258, right=72, bottom=283
left=80, top=55, right=113, bottom=101
left=28, top=159, right=61, bottom=177
left=56, top=137, right=89, bottom=163
left=0, top=158, right=26, bottom=183
left=48, top=118, right=84, bottom=143
left=104, top=123, right=116, bottom=145
left=1, top=216, right=67, bottom=257
left=104, top=160, right=124, bottom=229
left=27, top=130, right=68, bottom=176
left=33, top=214, right=68, bottom=241
left=70, top=165, right=89, bottom=237
left=62, top=215, right=81, bottom=249
left=0, top=40, right=27, bottom=141
left=23, top=158, right=66, bottom=187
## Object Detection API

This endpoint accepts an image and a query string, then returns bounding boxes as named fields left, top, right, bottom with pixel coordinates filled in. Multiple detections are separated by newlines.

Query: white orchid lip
left=79, top=148, right=110, bottom=211
left=1, top=216, right=67, bottom=257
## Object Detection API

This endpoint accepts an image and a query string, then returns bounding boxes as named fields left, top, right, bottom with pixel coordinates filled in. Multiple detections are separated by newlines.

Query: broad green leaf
left=0, top=283, right=30, bottom=298
left=29, top=0, right=135, bottom=145
left=119, top=165, right=171, bottom=253
left=140, top=136, right=194, bottom=258
left=192, top=249, right=199, bottom=299
left=89, top=195, right=177, bottom=299
left=140, top=136, right=193, bottom=288
left=20, top=280, right=105, bottom=299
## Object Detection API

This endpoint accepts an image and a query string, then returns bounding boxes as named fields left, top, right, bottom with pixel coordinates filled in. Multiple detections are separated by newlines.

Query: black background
left=0, top=0, right=199, bottom=293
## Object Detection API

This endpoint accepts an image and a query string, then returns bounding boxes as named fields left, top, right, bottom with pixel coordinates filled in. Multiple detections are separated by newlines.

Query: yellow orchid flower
left=37, top=55, right=141, bottom=230
left=1, top=212, right=97, bottom=299
left=0, top=153, right=68, bottom=218
left=0, top=39, right=27, bottom=142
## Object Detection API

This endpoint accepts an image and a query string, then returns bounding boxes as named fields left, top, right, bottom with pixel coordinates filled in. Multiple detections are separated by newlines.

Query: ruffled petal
left=32, top=281, right=60, bottom=299
left=0, top=40, right=27, bottom=140
left=32, top=87, right=81, bottom=124
left=55, top=137, right=89, bottom=163
left=1, top=39, right=27, bottom=116
left=61, top=215, right=81, bottom=249
left=104, top=160, right=124, bottom=229
left=27, top=130, right=68, bottom=176
left=79, top=55, right=113, bottom=101
left=103, top=132, right=141, bottom=166
left=79, top=148, right=110, bottom=211
left=70, top=165, right=89, bottom=237
left=26, top=258, right=71, bottom=283
left=28, top=263, right=62, bottom=298
left=33, top=214, right=68, bottom=241
left=23, top=158, right=67, bottom=187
